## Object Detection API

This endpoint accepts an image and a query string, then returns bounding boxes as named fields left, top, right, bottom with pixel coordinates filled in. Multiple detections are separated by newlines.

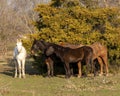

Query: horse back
left=90, top=42, right=107, bottom=58
left=62, top=46, right=93, bottom=63
left=59, top=42, right=83, bottom=49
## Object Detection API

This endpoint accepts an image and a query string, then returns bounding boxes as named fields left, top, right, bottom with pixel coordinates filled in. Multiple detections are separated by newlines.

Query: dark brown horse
left=31, top=39, right=55, bottom=77
left=61, top=42, right=109, bottom=76
left=45, top=43, right=94, bottom=78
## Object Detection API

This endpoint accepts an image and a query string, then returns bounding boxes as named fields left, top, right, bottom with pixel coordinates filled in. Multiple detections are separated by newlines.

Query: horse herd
left=13, top=39, right=109, bottom=79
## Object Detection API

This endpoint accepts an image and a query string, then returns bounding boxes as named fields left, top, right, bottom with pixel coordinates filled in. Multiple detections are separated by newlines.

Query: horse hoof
left=106, top=74, right=109, bottom=76
left=14, top=76, right=17, bottom=78
left=51, top=75, right=54, bottom=77
left=65, top=76, right=69, bottom=79
left=99, top=74, right=103, bottom=76
left=23, top=76, right=26, bottom=78
left=45, top=75, right=51, bottom=78
left=77, top=75, right=81, bottom=78
left=19, top=76, right=21, bottom=78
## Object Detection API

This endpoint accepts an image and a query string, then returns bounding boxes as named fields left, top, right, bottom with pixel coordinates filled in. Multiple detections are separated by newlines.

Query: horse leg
left=14, top=59, right=18, bottom=78
left=63, top=64, right=68, bottom=78
left=102, top=56, right=109, bottom=76
left=97, top=57, right=104, bottom=76
left=66, top=63, right=71, bottom=78
left=77, top=62, right=82, bottom=78
left=47, top=58, right=54, bottom=77
left=45, top=59, right=51, bottom=77
left=65, top=62, right=71, bottom=78
left=70, top=67, right=74, bottom=76
left=17, top=60, right=22, bottom=78
left=85, top=57, right=95, bottom=77
left=91, top=59, right=96, bottom=77
left=50, top=61, right=54, bottom=77
left=92, top=61, right=96, bottom=77
left=21, top=59, right=26, bottom=78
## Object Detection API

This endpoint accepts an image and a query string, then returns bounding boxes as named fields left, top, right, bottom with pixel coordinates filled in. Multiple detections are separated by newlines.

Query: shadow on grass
left=0, top=58, right=41, bottom=77
left=0, top=58, right=90, bottom=79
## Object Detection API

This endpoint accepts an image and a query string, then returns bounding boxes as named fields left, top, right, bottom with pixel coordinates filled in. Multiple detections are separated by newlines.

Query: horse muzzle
left=31, top=50, right=35, bottom=55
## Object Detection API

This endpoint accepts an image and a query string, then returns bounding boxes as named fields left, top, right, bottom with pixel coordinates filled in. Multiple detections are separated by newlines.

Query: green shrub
left=22, top=0, right=120, bottom=73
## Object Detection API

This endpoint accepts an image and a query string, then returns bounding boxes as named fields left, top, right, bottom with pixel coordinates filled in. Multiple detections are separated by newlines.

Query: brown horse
left=31, top=39, right=55, bottom=77
left=60, top=42, right=109, bottom=76
left=45, top=43, right=94, bottom=78
left=90, top=42, right=109, bottom=76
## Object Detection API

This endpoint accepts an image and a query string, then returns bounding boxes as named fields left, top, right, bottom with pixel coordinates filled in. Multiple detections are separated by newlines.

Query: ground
left=0, top=56, right=120, bottom=96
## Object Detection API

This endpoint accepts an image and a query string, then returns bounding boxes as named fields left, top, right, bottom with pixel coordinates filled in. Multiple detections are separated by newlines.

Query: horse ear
left=17, top=39, right=19, bottom=43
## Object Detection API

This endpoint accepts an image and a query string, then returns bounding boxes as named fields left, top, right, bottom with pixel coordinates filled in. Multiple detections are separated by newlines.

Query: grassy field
left=0, top=59, right=120, bottom=96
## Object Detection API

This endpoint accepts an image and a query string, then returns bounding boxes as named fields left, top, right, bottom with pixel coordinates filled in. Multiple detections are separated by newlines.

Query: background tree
left=0, top=0, right=50, bottom=58
left=22, top=0, right=120, bottom=72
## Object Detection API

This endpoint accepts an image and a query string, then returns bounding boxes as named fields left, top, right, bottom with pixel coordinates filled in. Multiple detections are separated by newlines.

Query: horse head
left=16, top=39, right=22, bottom=46
left=16, top=39, right=23, bottom=53
left=31, top=39, right=46, bottom=55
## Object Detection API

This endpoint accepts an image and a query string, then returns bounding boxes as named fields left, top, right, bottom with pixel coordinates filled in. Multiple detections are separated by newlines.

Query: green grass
left=0, top=73, right=120, bottom=96
left=0, top=58, right=120, bottom=96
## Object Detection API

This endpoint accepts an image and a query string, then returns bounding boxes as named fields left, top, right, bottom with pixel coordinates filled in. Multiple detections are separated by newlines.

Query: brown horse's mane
left=53, top=43, right=70, bottom=52
left=59, top=42, right=83, bottom=49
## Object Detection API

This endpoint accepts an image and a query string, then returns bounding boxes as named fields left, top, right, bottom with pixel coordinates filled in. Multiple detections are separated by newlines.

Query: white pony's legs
left=14, top=59, right=26, bottom=78
left=14, top=59, right=18, bottom=78
left=17, top=60, right=22, bottom=78
left=22, top=59, right=26, bottom=78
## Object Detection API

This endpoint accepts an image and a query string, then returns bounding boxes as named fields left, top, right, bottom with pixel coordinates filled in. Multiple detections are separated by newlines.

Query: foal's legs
left=21, top=59, right=26, bottom=78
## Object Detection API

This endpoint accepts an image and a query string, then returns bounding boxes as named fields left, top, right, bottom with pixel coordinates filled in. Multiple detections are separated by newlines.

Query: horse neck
left=41, top=40, right=49, bottom=47
left=18, top=46, right=26, bottom=54
left=14, top=46, right=26, bottom=59
left=39, top=40, right=51, bottom=52
left=38, top=43, right=46, bottom=52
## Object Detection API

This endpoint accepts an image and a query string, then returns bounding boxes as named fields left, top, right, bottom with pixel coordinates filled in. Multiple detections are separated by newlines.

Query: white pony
left=13, top=39, right=27, bottom=78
